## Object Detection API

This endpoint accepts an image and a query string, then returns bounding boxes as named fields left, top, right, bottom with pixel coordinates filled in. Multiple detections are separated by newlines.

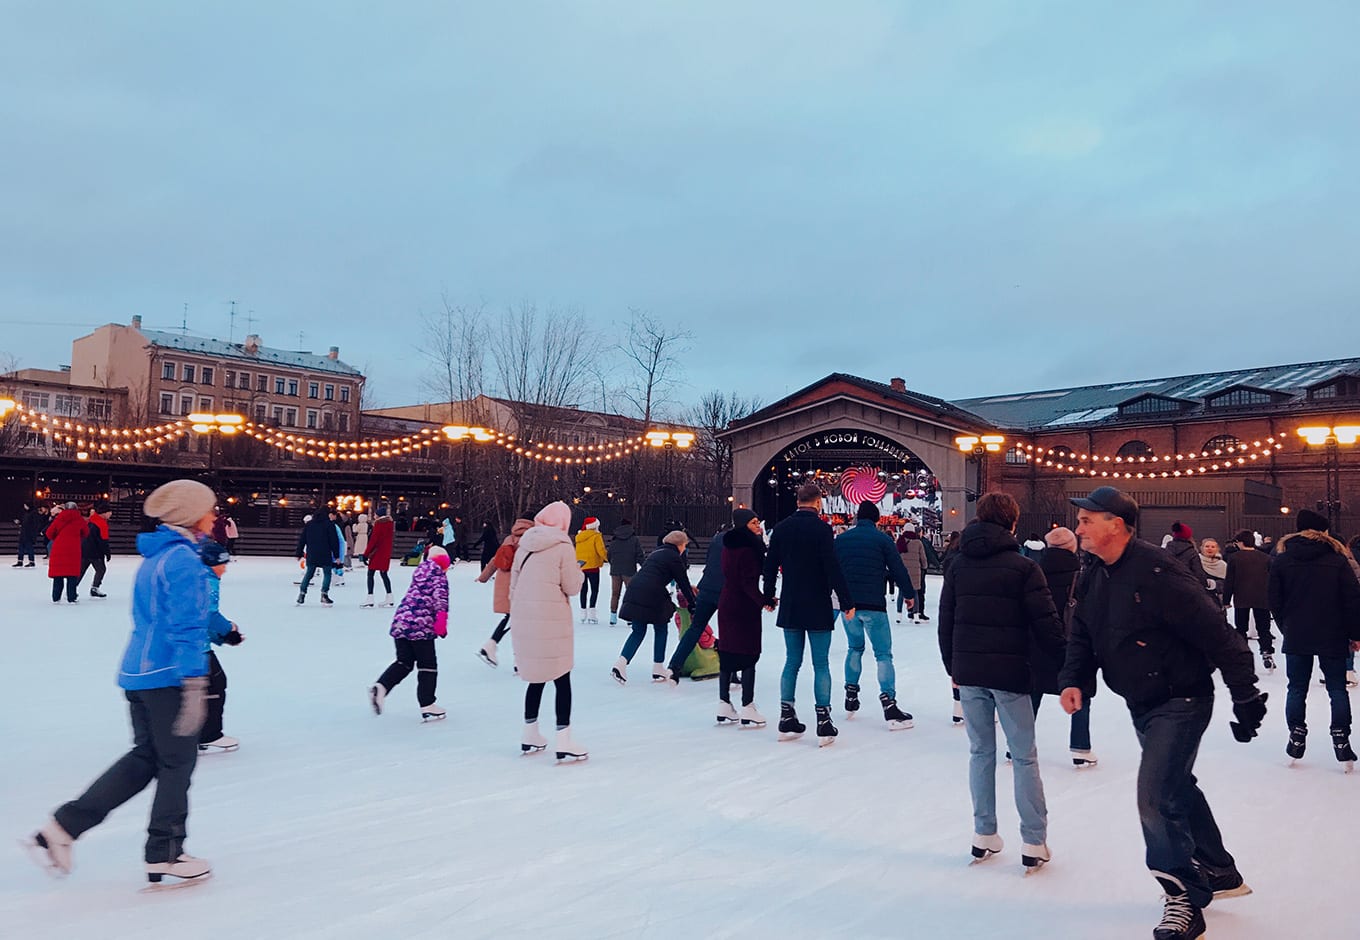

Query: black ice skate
left=1286, top=725, right=1307, bottom=763
left=1332, top=727, right=1356, bottom=772
left=844, top=683, right=860, bottom=717
left=1153, top=876, right=1205, bottom=940
left=778, top=703, right=805, bottom=741
left=815, top=706, right=838, bottom=747
left=319, top=593, right=334, bottom=607
left=1193, top=861, right=1252, bottom=900
left=89, top=588, right=106, bottom=598
left=880, top=693, right=914, bottom=730
left=1261, top=652, right=1276, bottom=673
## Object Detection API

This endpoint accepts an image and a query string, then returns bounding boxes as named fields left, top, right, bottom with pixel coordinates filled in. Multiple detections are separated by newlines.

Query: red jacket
left=46, top=508, right=89, bottom=578
left=365, top=516, right=395, bottom=571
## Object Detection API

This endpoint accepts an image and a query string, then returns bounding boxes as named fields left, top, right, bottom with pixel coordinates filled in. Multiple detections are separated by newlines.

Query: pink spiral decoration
left=839, top=466, right=887, bottom=505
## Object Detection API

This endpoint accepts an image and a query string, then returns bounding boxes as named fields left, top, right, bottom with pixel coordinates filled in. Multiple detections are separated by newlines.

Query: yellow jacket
left=575, top=528, right=607, bottom=570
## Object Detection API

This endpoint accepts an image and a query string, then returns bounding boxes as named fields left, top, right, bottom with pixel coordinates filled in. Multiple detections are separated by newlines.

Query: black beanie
left=856, top=500, right=880, bottom=522
left=732, top=508, right=757, bottom=529
left=1296, top=508, right=1329, bottom=533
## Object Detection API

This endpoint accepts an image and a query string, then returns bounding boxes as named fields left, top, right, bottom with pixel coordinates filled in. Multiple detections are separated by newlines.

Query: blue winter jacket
left=834, top=519, right=917, bottom=612
left=204, top=571, right=235, bottom=646
left=118, top=527, right=211, bottom=690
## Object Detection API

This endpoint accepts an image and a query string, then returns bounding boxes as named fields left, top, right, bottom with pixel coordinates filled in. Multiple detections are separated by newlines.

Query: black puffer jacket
left=938, top=522, right=1065, bottom=694
left=1060, top=539, right=1258, bottom=713
left=1223, top=547, right=1271, bottom=609
left=1268, top=531, right=1360, bottom=657
left=606, top=524, right=646, bottom=577
left=762, top=508, right=853, bottom=631
left=295, top=514, right=340, bottom=566
left=618, top=543, right=697, bottom=626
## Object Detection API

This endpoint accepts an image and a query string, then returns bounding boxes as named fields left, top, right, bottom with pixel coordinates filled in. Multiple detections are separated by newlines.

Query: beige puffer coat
left=509, top=523, right=585, bottom=682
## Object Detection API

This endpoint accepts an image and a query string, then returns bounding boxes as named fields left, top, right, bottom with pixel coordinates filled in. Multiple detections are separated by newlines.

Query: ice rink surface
left=1, top=556, right=1355, bottom=939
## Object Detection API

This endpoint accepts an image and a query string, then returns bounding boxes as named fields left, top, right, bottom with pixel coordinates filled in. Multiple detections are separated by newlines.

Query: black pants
left=579, top=571, right=600, bottom=608
left=667, top=594, right=720, bottom=675
left=17, top=535, right=35, bottom=563
left=366, top=569, right=392, bottom=594
left=490, top=613, right=511, bottom=643
left=55, top=687, right=200, bottom=864
left=79, top=556, right=107, bottom=591
left=525, top=673, right=572, bottom=727
left=50, top=576, right=78, bottom=602
left=718, top=651, right=758, bottom=706
left=200, top=651, right=228, bottom=743
left=376, top=638, right=438, bottom=707
left=1232, top=607, right=1274, bottom=653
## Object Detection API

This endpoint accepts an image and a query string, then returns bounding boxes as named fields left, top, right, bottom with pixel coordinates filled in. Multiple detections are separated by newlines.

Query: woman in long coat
left=46, top=502, right=88, bottom=604
left=715, top=509, right=768, bottom=726
left=509, top=502, right=587, bottom=761
left=614, top=532, right=697, bottom=684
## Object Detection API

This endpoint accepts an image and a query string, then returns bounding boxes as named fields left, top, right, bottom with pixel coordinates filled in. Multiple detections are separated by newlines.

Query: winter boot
left=1071, top=749, right=1099, bottom=768
left=381, top=594, right=395, bottom=607
left=146, top=854, right=211, bottom=885
left=477, top=640, right=499, bottom=668
left=778, top=703, right=806, bottom=740
left=1332, top=727, right=1357, bottom=771
left=420, top=703, right=447, bottom=722
left=844, top=683, right=861, bottom=717
left=610, top=657, right=628, bottom=685
left=368, top=683, right=386, bottom=715
left=716, top=701, right=740, bottom=725
left=815, top=705, right=838, bottom=747
left=970, top=832, right=1003, bottom=863
left=521, top=721, right=547, bottom=754
left=609, top=612, right=618, bottom=625
left=739, top=703, right=767, bottom=728
left=89, top=588, right=106, bottom=598
left=1021, top=843, right=1050, bottom=872
left=319, top=593, right=334, bottom=607
left=1287, top=725, right=1307, bottom=761
left=952, top=687, right=964, bottom=725
left=652, top=663, right=671, bottom=683
left=555, top=726, right=588, bottom=762
left=361, top=595, right=374, bottom=608
left=198, top=735, right=239, bottom=754
left=24, top=818, right=74, bottom=876
left=880, top=693, right=914, bottom=730
left=1152, top=875, right=1206, bottom=940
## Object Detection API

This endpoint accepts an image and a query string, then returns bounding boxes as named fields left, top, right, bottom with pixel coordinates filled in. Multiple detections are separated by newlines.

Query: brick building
left=0, top=367, right=128, bottom=457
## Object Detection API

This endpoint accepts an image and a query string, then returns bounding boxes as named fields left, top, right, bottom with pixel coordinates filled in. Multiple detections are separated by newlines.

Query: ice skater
left=575, top=516, right=606, bottom=623
left=24, top=479, right=218, bottom=886
left=78, top=501, right=111, bottom=599
left=612, top=531, right=696, bottom=685
left=368, top=545, right=451, bottom=721
left=475, top=517, right=533, bottom=667
left=361, top=503, right=395, bottom=608
left=295, top=508, right=340, bottom=606
left=714, top=509, right=768, bottom=728
left=198, top=540, right=245, bottom=754
left=45, top=501, right=87, bottom=604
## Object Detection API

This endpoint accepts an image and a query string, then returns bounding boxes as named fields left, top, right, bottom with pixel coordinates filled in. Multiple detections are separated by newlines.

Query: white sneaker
left=146, top=854, right=211, bottom=885
left=738, top=704, right=767, bottom=728
left=477, top=640, right=499, bottom=668
left=651, top=663, right=671, bottom=683
left=521, top=721, right=547, bottom=754
left=716, top=701, right=740, bottom=725
left=24, top=818, right=74, bottom=876
left=610, top=657, right=628, bottom=685
left=198, top=735, right=239, bottom=754
left=555, top=725, right=588, bottom=762
left=368, top=684, right=386, bottom=715
left=970, top=832, right=1003, bottom=862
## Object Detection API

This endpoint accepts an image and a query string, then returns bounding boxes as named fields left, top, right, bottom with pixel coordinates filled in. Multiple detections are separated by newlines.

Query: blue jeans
left=300, top=563, right=332, bottom=595
left=1285, top=654, right=1351, bottom=731
left=843, top=610, right=894, bottom=699
left=781, top=629, right=832, bottom=708
left=1130, top=696, right=1235, bottom=910
left=960, top=686, right=1048, bottom=846
left=621, top=622, right=668, bottom=664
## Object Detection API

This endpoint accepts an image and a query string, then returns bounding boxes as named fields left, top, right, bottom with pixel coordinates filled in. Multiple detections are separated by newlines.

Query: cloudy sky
left=3, top=2, right=1357, bottom=412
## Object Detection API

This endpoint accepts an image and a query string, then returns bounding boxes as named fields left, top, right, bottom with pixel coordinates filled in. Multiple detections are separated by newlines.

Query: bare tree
left=616, top=309, right=691, bottom=427
left=687, top=389, right=763, bottom=490
left=419, top=296, right=487, bottom=424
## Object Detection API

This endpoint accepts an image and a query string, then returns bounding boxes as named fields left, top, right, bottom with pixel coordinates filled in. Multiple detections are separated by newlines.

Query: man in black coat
left=1061, top=486, right=1265, bottom=940
left=1223, top=529, right=1276, bottom=670
left=761, top=483, right=854, bottom=744
left=605, top=518, right=645, bottom=625
left=295, top=509, right=340, bottom=606
left=14, top=501, right=43, bottom=567
left=938, top=492, right=1064, bottom=869
left=1267, top=508, right=1360, bottom=765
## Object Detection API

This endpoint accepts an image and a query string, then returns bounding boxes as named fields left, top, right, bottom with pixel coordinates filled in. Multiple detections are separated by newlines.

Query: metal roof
left=731, top=373, right=991, bottom=432
left=952, top=357, right=1360, bottom=431
left=142, top=329, right=362, bottom=376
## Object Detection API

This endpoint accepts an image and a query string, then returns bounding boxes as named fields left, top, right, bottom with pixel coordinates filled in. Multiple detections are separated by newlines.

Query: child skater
left=715, top=509, right=768, bottom=728
left=475, top=517, right=534, bottom=667
left=198, top=540, right=244, bottom=753
left=368, top=545, right=451, bottom=721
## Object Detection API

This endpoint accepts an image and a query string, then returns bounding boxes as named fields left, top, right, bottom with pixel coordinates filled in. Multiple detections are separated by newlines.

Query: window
left=180, top=396, right=193, bottom=416
left=160, top=393, right=174, bottom=415
left=225, top=370, right=235, bottom=388
left=254, top=403, right=266, bottom=422
left=1207, top=388, right=1273, bottom=408
left=322, top=411, right=334, bottom=431
left=198, top=397, right=212, bottom=412
left=1201, top=434, right=1242, bottom=455
left=1004, top=446, right=1029, bottom=465
left=338, top=413, right=349, bottom=433
left=1116, top=440, right=1153, bottom=459
left=21, top=391, right=50, bottom=413
left=238, top=372, right=251, bottom=389
left=339, top=386, right=351, bottom=403
left=1118, top=395, right=1187, bottom=416
left=88, top=398, right=112, bottom=420
left=162, top=361, right=176, bottom=380
left=285, top=407, right=297, bottom=427
left=201, top=366, right=214, bottom=386
left=308, top=382, right=320, bottom=399
left=257, top=374, right=268, bottom=392
left=287, top=379, right=299, bottom=396
left=1308, top=376, right=1360, bottom=401
left=324, top=384, right=335, bottom=401
left=275, top=377, right=286, bottom=395
left=306, top=409, right=318, bottom=429
left=272, top=406, right=284, bottom=424
left=54, top=394, right=81, bottom=417
left=183, top=364, right=196, bottom=383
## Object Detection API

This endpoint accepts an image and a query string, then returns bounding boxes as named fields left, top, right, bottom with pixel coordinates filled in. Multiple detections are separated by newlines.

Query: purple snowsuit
left=390, top=559, right=449, bottom=641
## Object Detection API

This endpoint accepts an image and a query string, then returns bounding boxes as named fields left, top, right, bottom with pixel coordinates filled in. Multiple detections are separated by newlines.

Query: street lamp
left=189, top=412, right=244, bottom=478
left=955, top=433, right=1004, bottom=501
left=0, top=397, right=16, bottom=419
left=1297, top=426, right=1360, bottom=531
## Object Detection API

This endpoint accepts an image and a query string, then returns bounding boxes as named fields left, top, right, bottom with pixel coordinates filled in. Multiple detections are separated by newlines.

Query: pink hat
left=534, top=501, right=572, bottom=533
left=1045, top=526, right=1078, bottom=553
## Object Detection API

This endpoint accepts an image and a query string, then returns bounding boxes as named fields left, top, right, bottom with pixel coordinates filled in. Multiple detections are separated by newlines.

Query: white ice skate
left=610, top=657, right=628, bottom=685
left=587, top=607, right=598, bottom=624
left=361, top=595, right=375, bottom=608
left=1021, top=843, right=1051, bottom=874
left=420, top=703, right=447, bottom=722
left=368, top=683, right=386, bottom=715
left=738, top=704, right=767, bottom=729
left=555, top=726, right=588, bottom=763
left=580, top=610, right=589, bottom=623
left=651, top=663, right=671, bottom=683
left=198, top=735, right=239, bottom=754
left=145, top=854, right=211, bottom=888
left=970, top=832, right=1003, bottom=864
left=1071, top=749, right=1098, bottom=768
left=521, top=721, right=547, bottom=755
left=477, top=640, right=499, bottom=668
left=21, top=818, right=74, bottom=876
left=716, top=701, right=740, bottom=725
left=380, top=594, right=395, bottom=607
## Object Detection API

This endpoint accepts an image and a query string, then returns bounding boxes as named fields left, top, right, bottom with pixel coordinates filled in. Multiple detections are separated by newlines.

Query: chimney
left=889, top=377, right=906, bottom=393
left=327, top=346, right=339, bottom=360
left=131, top=315, right=142, bottom=330
left=245, top=334, right=261, bottom=355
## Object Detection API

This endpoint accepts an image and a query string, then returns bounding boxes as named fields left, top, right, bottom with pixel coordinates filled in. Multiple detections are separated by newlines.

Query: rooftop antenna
left=227, top=300, right=237, bottom=343
left=181, top=303, right=189, bottom=336
left=245, top=309, right=258, bottom=335
left=297, top=330, right=305, bottom=350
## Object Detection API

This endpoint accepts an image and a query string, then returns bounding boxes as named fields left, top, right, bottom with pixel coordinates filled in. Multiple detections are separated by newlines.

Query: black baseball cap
left=1069, top=486, right=1139, bottom=527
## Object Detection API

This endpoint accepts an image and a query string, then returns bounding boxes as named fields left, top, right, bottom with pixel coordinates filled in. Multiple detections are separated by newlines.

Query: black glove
left=223, top=631, right=244, bottom=646
left=1230, top=691, right=1268, bottom=742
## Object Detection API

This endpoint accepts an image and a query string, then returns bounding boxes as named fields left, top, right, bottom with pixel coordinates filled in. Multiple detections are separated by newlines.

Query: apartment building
left=70, top=316, right=364, bottom=436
